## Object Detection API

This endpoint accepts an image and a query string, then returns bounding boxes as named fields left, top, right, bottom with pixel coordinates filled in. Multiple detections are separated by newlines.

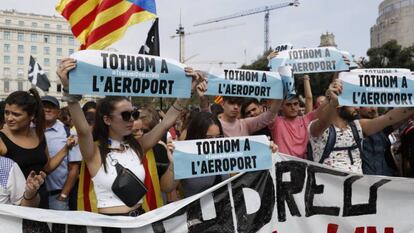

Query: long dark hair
left=186, top=112, right=223, bottom=140
left=93, top=96, right=143, bottom=172
left=5, top=88, right=45, bottom=140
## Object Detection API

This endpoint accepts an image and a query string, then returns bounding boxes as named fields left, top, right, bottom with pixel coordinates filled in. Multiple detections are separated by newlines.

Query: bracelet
left=62, top=94, right=82, bottom=103
left=171, top=104, right=182, bottom=112
left=23, top=191, right=37, bottom=201
left=172, top=102, right=184, bottom=112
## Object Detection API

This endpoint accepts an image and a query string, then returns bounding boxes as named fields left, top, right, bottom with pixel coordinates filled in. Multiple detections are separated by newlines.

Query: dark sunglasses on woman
left=120, top=109, right=140, bottom=121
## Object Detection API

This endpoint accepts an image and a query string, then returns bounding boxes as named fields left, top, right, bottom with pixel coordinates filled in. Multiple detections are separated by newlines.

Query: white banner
left=0, top=154, right=412, bottom=233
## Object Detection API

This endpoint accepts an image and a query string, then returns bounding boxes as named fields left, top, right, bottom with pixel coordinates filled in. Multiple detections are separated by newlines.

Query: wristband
left=172, top=104, right=182, bottom=112
left=172, top=101, right=185, bottom=112
left=23, top=191, right=37, bottom=201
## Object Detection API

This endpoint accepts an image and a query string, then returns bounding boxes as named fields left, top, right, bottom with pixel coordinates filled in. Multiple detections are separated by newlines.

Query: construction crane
left=194, top=0, right=300, bottom=53
left=171, top=19, right=244, bottom=63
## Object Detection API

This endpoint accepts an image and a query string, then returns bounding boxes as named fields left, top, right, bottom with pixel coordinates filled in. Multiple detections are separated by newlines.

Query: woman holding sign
left=57, top=58, right=205, bottom=217
left=170, top=111, right=278, bottom=197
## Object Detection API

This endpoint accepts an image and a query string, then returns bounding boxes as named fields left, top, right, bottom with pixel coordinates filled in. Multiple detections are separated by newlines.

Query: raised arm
left=245, top=99, right=282, bottom=135
left=138, top=68, right=206, bottom=152
left=56, top=58, right=99, bottom=171
left=43, top=136, right=76, bottom=173
left=303, top=75, right=313, bottom=113
left=309, top=79, right=341, bottom=137
left=360, top=108, right=414, bottom=136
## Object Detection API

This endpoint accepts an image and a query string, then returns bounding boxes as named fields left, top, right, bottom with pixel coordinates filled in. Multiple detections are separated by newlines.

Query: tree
left=362, top=40, right=414, bottom=70
left=240, top=49, right=273, bottom=71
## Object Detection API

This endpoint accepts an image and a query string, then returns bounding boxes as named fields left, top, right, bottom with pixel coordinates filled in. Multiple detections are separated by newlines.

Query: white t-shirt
left=308, top=120, right=364, bottom=174
left=0, top=157, right=26, bottom=205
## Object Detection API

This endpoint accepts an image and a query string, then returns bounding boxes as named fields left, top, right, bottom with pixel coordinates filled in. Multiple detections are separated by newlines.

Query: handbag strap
left=108, top=153, right=124, bottom=175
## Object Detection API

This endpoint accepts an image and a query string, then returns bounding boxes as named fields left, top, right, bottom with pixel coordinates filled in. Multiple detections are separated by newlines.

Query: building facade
left=0, top=10, right=78, bottom=100
left=319, top=32, right=337, bottom=48
left=370, top=0, right=414, bottom=48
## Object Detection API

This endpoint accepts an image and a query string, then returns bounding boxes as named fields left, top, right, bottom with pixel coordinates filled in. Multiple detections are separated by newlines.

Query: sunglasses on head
left=119, top=109, right=140, bottom=122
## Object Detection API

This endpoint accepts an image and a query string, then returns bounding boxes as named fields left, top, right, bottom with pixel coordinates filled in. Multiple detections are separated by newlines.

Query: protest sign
left=69, top=50, right=191, bottom=97
left=351, top=68, right=411, bottom=73
left=172, top=135, right=272, bottom=179
left=339, top=69, right=414, bottom=107
left=1, top=153, right=412, bottom=233
left=273, top=43, right=293, bottom=52
left=270, top=47, right=351, bottom=74
left=205, top=68, right=283, bottom=99
left=279, top=65, right=296, bottom=100
left=340, top=50, right=359, bottom=69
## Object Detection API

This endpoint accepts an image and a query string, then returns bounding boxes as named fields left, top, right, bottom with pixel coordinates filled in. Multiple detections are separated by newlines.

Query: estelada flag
left=56, top=0, right=157, bottom=50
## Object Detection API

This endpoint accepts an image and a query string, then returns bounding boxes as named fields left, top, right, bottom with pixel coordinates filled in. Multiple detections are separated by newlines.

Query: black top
left=0, top=131, right=48, bottom=177
left=0, top=131, right=49, bottom=208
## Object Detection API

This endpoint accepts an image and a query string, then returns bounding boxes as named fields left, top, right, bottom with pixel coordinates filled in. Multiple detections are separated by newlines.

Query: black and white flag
left=139, top=18, right=159, bottom=56
left=28, top=55, right=50, bottom=91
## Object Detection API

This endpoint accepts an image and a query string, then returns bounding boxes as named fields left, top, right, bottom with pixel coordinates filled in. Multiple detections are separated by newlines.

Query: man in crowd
left=309, top=80, right=414, bottom=173
left=219, top=96, right=281, bottom=137
left=271, top=94, right=319, bottom=159
left=0, top=156, right=46, bottom=207
left=42, top=96, right=81, bottom=210
left=359, top=107, right=397, bottom=176
left=241, top=98, right=272, bottom=139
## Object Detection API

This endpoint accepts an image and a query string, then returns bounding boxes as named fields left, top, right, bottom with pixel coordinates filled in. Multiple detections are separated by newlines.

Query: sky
left=0, top=0, right=383, bottom=71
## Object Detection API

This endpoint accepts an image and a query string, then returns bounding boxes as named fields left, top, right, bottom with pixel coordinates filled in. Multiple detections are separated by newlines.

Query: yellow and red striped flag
left=77, top=149, right=164, bottom=212
left=214, top=95, right=223, bottom=105
left=56, top=0, right=157, bottom=50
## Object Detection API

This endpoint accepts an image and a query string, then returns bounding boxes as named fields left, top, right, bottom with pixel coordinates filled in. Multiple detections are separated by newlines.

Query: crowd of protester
left=1, top=54, right=414, bottom=227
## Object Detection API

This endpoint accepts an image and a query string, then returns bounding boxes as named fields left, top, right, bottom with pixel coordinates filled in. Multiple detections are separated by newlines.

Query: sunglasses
left=205, top=134, right=224, bottom=139
left=119, top=109, right=140, bottom=122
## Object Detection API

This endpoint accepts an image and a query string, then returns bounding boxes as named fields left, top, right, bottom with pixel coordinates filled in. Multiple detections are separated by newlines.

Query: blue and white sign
left=340, top=50, right=359, bottom=69
left=273, top=43, right=293, bottom=52
left=205, top=69, right=284, bottom=99
left=173, top=135, right=272, bottom=179
left=69, top=50, right=191, bottom=97
left=339, top=69, right=414, bottom=107
left=270, top=47, right=351, bottom=74
left=279, top=66, right=296, bottom=100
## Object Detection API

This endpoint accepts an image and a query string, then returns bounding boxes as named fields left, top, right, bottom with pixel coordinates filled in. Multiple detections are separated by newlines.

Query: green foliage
left=363, top=40, right=414, bottom=70
left=240, top=49, right=273, bottom=71
left=296, top=73, right=334, bottom=98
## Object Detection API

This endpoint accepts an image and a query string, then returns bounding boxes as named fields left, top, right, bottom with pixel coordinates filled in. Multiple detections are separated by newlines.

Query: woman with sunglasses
left=57, top=58, right=205, bottom=217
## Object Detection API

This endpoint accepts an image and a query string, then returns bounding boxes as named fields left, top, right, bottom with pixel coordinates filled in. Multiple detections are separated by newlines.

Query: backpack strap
left=318, top=125, right=337, bottom=164
left=349, top=121, right=363, bottom=157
